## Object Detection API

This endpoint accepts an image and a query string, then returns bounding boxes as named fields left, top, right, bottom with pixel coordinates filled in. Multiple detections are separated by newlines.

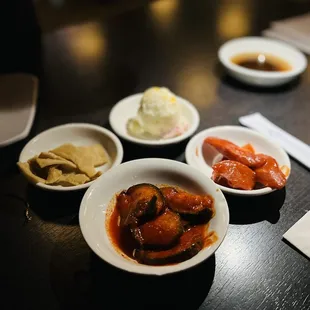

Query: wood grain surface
left=0, top=1, right=309, bottom=309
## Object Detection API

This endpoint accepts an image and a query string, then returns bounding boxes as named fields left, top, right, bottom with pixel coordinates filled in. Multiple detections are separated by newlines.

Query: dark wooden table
left=1, top=1, right=310, bottom=309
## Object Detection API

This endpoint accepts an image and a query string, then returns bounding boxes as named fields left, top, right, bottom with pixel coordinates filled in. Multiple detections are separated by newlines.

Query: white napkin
left=239, top=113, right=310, bottom=170
left=283, top=211, right=310, bottom=258
left=239, top=113, right=310, bottom=258
left=262, top=13, right=310, bottom=55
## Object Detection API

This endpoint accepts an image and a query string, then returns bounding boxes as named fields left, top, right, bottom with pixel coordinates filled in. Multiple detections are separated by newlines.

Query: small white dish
left=0, top=74, right=38, bottom=147
left=18, top=123, right=123, bottom=191
left=79, top=158, right=229, bottom=276
left=218, top=36, right=308, bottom=87
left=109, top=93, right=200, bottom=146
left=185, top=126, right=291, bottom=196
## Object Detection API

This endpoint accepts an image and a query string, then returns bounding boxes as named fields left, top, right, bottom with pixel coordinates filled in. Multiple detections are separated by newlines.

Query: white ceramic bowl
left=79, top=158, right=229, bottom=275
left=18, top=123, right=123, bottom=191
left=218, top=37, right=308, bottom=87
left=109, top=93, right=200, bottom=146
left=185, top=126, right=291, bottom=196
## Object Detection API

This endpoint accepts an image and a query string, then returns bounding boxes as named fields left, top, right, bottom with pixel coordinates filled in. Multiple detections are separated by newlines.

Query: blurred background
left=3, top=0, right=310, bottom=76
left=1, top=0, right=310, bottom=137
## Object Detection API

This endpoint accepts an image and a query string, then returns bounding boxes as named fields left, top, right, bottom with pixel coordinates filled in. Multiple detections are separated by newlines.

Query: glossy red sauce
left=107, top=186, right=218, bottom=264
left=212, top=160, right=256, bottom=190
left=204, top=137, right=287, bottom=190
left=108, top=205, right=138, bottom=259
left=242, top=143, right=255, bottom=153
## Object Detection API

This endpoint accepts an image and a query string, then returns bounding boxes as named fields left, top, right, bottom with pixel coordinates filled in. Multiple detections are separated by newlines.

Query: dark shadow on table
left=26, top=184, right=83, bottom=224
left=50, top=233, right=216, bottom=310
left=0, top=141, right=26, bottom=177
left=282, top=238, right=310, bottom=262
left=226, top=188, right=286, bottom=224
left=121, top=139, right=188, bottom=162
left=213, top=62, right=301, bottom=94
left=89, top=253, right=215, bottom=310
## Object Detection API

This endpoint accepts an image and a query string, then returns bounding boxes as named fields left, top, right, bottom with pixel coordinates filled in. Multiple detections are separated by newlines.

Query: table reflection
left=177, top=63, right=218, bottom=108
left=64, top=23, right=105, bottom=66
left=149, top=0, right=179, bottom=30
left=217, top=0, right=252, bottom=40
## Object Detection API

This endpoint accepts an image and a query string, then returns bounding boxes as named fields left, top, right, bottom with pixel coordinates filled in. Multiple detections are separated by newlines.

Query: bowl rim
left=109, top=93, right=200, bottom=146
left=218, top=36, right=308, bottom=79
left=185, top=125, right=291, bottom=196
left=18, top=123, right=124, bottom=192
left=79, top=158, right=230, bottom=275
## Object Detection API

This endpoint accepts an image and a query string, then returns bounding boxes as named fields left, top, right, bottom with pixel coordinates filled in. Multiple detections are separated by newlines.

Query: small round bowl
left=218, top=36, right=307, bottom=87
left=79, top=158, right=229, bottom=276
left=185, top=126, right=291, bottom=196
left=18, top=123, right=123, bottom=191
left=109, top=93, right=200, bottom=146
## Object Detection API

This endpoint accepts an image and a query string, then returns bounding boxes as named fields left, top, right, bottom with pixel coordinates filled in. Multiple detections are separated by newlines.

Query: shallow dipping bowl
left=218, top=37, right=307, bottom=87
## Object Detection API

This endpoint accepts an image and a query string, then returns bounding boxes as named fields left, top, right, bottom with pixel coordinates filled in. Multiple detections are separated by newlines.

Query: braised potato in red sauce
left=107, top=184, right=217, bottom=266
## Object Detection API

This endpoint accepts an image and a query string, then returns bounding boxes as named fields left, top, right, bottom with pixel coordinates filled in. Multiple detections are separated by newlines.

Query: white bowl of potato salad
left=109, top=87, right=200, bottom=146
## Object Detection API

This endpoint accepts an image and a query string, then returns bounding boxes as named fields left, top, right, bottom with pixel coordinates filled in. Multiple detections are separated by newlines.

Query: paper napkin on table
left=262, top=13, right=310, bottom=55
left=283, top=211, right=310, bottom=258
left=239, top=112, right=310, bottom=258
left=239, top=113, right=310, bottom=170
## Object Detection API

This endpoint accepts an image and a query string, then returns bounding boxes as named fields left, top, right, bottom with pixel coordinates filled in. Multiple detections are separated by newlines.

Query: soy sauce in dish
left=231, top=53, right=292, bottom=72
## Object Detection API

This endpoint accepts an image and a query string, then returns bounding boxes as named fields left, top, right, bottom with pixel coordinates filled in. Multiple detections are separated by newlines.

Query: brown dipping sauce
left=231, top=53, right=292, bottom=72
